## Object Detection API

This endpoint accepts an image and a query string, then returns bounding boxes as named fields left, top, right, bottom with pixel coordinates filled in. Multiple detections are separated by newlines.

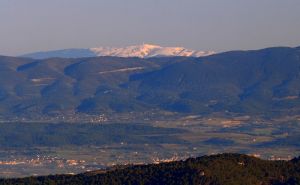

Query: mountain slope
left=1, top=46, right=300, bottom=119
left=131, top=47, right=300, bottom=115
left=21, top=44, right=215, bottom=59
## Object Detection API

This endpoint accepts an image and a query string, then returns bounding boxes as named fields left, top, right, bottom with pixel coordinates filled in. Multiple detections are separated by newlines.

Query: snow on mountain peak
left=90, top=44, right=215, bottom=58
left=21, top=44, right=215, bottom=59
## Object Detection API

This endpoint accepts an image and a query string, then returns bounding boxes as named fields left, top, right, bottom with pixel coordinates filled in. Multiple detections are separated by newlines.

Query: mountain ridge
left=20, top=44, right=215, bottom=59
left=1, top=45, right=300, bottom=120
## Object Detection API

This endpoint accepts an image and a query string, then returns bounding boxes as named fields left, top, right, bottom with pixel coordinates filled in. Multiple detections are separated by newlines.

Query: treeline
left=1, top=153, right=300, bottom=185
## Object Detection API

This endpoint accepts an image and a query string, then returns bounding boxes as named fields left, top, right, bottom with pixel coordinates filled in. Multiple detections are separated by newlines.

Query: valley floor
left=0, top=113, right=299, bottom=177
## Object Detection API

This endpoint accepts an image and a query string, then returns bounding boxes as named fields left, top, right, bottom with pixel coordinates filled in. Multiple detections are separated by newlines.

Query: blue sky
left=1, top=0, right=300, bottom=55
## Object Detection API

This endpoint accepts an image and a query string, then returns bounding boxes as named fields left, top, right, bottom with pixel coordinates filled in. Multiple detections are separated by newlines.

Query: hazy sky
left=1, top=0, right=300, bottom=55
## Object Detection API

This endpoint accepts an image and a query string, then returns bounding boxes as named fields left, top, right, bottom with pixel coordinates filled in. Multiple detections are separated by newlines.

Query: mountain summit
left=90, top=44, right=215, bottom=58
left=21, top=44, right=215, bottom=59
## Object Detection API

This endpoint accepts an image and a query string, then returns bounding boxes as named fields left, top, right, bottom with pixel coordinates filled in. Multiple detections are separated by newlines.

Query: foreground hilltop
left=1, top=153, right=300, bottom=185
left=21, top=44, right=215, bottom=59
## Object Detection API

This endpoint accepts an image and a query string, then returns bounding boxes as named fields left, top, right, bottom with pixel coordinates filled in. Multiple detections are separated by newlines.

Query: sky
left=0, top=0, right=300, bottom=56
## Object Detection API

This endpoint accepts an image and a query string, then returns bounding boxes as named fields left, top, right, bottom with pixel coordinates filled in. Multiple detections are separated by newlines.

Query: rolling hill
left=0, top=46, right=300, bottom=120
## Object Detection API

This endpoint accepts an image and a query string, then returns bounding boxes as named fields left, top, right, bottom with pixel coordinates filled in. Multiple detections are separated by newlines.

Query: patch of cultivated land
left=0, top=114, right=299, bottom=177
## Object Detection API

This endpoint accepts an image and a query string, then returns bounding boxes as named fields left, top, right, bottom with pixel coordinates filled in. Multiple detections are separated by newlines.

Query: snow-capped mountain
left=90, top=44, right=215, bottom=58
left=21, top=44, right=215, bottom=59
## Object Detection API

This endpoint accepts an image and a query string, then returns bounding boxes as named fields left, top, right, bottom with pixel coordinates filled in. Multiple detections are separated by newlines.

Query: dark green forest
left=1, top=153, right=300, bottom=185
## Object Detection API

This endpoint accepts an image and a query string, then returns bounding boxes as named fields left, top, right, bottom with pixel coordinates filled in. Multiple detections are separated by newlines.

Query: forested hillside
left=1, top=46, right=300, bottom=119
left=1, top=154, right=300, bottom=185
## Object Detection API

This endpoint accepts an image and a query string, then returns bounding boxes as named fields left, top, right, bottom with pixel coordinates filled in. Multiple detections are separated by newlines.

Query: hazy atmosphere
left=1, top=1, right=300, bottom=183
left=1, top=0, right=300, bottom=55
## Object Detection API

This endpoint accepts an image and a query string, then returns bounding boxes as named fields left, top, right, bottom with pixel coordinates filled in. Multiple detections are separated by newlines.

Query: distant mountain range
left=21, top=44, right=215, bottom=59
left=1, top=46, right=300, bottom=120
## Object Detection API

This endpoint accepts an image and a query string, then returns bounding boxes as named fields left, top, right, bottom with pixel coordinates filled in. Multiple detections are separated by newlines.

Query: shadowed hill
left=131, top=47, right=300, bottom=115
left=1, top=46, right=300, bottom=118
left=1, top=153, right=300, bottom=185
